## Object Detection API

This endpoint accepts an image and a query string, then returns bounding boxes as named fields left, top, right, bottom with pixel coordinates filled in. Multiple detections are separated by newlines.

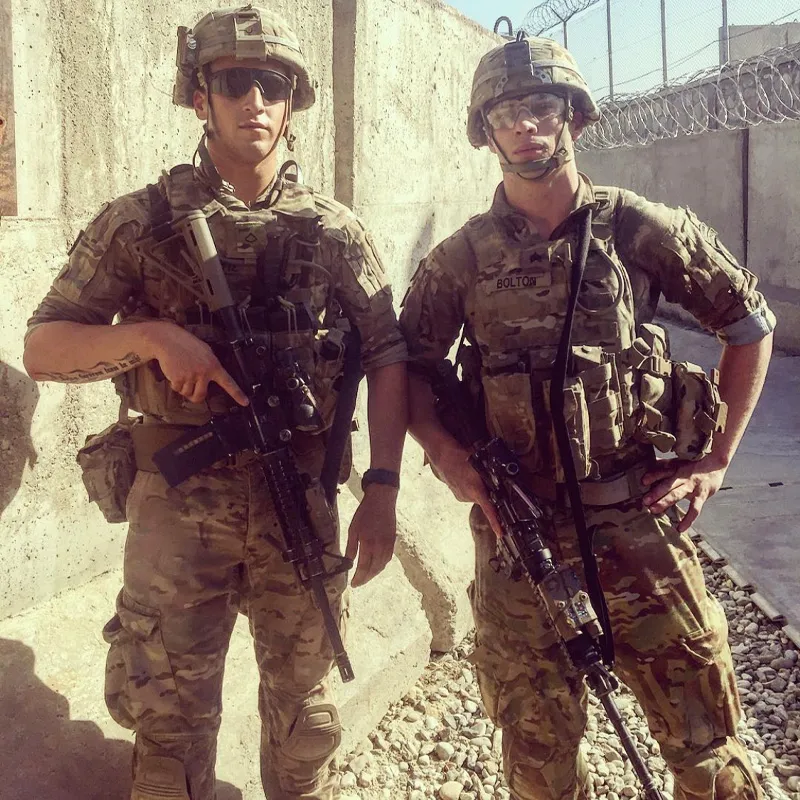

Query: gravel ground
left=333, top=549, right=800, bottom=800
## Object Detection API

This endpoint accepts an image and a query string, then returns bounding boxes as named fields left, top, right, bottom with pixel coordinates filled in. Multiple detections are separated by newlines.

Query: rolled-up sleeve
left=615, top=190, right=776, bottom=344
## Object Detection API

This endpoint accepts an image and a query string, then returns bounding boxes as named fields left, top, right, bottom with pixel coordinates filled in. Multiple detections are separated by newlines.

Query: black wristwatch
left=361, top=468, right=400, bottom=492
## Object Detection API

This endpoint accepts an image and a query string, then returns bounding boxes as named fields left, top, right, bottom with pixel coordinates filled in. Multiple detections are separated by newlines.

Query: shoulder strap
left=146, top=182, right=173, bottom=243
left=462, top=214, right=500, bottom=273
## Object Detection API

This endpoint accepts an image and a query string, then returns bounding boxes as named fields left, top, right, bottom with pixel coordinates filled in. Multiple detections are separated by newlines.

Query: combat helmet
left=467, top=33, right=600, bottom=149
left=173, top=4, right=315, bottom=111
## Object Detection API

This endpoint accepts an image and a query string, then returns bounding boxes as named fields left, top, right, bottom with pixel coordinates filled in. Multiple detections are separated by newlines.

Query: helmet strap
left=283, top=88, right=296, bottom=152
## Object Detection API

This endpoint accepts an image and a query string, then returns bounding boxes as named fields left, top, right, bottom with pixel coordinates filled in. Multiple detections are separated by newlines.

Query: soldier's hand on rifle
left=430, top=441, right=503, bottom=537
left=346, top=485, right=398, bottom=588
left=641, top=454, right=727, bottom=533
left=146, top=320, right=249, bottom=406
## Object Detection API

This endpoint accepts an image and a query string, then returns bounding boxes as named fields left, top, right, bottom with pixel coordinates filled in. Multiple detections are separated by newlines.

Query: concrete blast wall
left=335, top=0, right=499, bottom=283
left=725, top=23, right=800, bottom=62
left=580, top=123, right=800, bottom=353
left=334, top=0, right=500, bottom=659
left=1, top=0, right=501, bottom=767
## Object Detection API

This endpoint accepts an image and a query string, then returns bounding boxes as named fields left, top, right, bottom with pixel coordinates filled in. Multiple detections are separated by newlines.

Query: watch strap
left=361, top=468, right=400, bottom=491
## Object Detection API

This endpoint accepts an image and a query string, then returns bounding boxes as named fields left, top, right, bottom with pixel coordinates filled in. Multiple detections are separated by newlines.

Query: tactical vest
left=460, top=187, right=726, bottom=489
left=116, top=165, right=350, bottom=430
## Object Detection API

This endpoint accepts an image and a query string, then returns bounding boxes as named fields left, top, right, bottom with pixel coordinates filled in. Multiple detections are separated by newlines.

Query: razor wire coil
left=577, top=42, right=800, bottom=150
left=521, top=0, right=601, bottom=36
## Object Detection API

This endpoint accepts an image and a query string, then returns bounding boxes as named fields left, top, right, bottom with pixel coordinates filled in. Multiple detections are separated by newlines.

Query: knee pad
left=131, top=755, right=191, bottom=800
left=281, top=703, right=341, bottom=763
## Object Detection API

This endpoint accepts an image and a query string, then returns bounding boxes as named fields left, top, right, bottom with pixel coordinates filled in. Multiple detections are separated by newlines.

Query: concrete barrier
left=579, top=130, right=746, bottom=261
left=336, top=0, right=500, bottom=651
left=746, top=119, right=800, bottom=353
left=580, top=123, right=800, bottom=353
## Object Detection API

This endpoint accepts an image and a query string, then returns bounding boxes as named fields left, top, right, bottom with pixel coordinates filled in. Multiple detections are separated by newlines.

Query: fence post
left=660, top=0, right=668, bottom=85
left=721, top=0, right=730, bottom=63
left=607, top=0, right=614, bottom=99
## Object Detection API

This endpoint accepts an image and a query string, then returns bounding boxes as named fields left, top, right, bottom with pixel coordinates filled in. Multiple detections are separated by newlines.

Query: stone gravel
left=334, top=549, right=800, bottom=800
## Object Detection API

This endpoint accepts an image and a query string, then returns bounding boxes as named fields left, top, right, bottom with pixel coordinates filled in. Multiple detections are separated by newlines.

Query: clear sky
left=447, top=0, right=800, bottom=98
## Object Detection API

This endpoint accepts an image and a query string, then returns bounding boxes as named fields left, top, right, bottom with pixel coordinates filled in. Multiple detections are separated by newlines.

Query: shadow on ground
left=0, top=637, right=243, bottom=800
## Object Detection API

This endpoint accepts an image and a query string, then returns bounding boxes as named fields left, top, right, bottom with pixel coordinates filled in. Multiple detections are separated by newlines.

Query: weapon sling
left=547, top=208, right=665, bottom=800
left=548, top=206, right=614, bottom=666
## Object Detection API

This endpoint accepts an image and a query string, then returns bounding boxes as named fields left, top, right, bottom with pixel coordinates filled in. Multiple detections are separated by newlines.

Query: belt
left=528, top=462, right=652, bottom=508
left=130, top=422, right=259, bottom=474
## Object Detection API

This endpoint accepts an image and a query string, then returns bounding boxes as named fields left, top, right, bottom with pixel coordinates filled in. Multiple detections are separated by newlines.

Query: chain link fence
left=503, top=0, right=800, bottom=150
left=577, top=42, right=800, bottom=150
left=523, top=0, right=800, bottom=98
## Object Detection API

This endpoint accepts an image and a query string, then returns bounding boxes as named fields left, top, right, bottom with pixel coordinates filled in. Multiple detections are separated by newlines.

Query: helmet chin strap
left=499, top=145, right=570, bottom=180
left=484, top=98, right=575, bottom=182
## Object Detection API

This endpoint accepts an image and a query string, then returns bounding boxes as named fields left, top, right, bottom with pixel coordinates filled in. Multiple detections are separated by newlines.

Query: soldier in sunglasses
left=23, top=5, right=408, bottom=799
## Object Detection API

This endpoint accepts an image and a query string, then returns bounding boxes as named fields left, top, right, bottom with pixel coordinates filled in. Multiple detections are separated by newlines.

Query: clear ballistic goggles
left=207, top=68, right=293, bottom=103
left=485, top=92, right=567, bottom=130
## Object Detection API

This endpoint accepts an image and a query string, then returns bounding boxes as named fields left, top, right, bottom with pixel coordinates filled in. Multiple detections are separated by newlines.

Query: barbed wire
left=577, top=43, right=800, bottom=150
left=520, top=0, right=600, bottom=36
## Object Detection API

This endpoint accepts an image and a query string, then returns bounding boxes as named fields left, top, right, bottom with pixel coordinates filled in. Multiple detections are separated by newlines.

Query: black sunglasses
left=207, top=68, right=292, bottom=102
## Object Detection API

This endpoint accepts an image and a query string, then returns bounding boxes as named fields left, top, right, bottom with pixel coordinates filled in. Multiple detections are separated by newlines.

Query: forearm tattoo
left=37, top=352, right=143, bottom=383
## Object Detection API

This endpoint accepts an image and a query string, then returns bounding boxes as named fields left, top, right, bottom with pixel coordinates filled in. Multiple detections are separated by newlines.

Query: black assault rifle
left=144, top=210, right=355, bottom=682
left=430, top=358, right=665, bottom=800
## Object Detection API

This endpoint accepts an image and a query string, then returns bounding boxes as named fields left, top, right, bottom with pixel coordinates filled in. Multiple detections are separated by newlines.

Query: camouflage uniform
left=27, top=94, right=406, bottom=800
left=403, top=33, right=775, bottom=798
left=400, top=168, right=775, bottom=800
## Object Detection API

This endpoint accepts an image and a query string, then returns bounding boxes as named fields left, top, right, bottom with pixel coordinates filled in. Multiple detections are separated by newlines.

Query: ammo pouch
left=481, top=345, right=624, bottom=483
left=480, top=324, right=727, bottom=483
left=76, top=415, right=141, bottom=523
left=624, top=323, right=728, bottom=460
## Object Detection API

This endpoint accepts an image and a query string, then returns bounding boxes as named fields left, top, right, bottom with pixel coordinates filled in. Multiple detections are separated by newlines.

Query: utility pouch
left=76, top=413, right=141, bottom=523
left=482, top=372, right=538, bottom=458
left=626, top=324, right=677, bottom=454
left=540, top=345, right=623, bottom=482
left=672, top=363, right=727, bottom=460
left=625, top=323, right=727, bottom=460
left=542, top=373, right=592, bottom=482
left=572, top=345, right=626, bottom=460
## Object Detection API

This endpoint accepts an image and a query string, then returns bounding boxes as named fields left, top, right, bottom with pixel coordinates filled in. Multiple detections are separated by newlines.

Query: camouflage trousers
left=468, top=501, right=762, bottom=800
left=102, top=460, right=347, bottom=800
